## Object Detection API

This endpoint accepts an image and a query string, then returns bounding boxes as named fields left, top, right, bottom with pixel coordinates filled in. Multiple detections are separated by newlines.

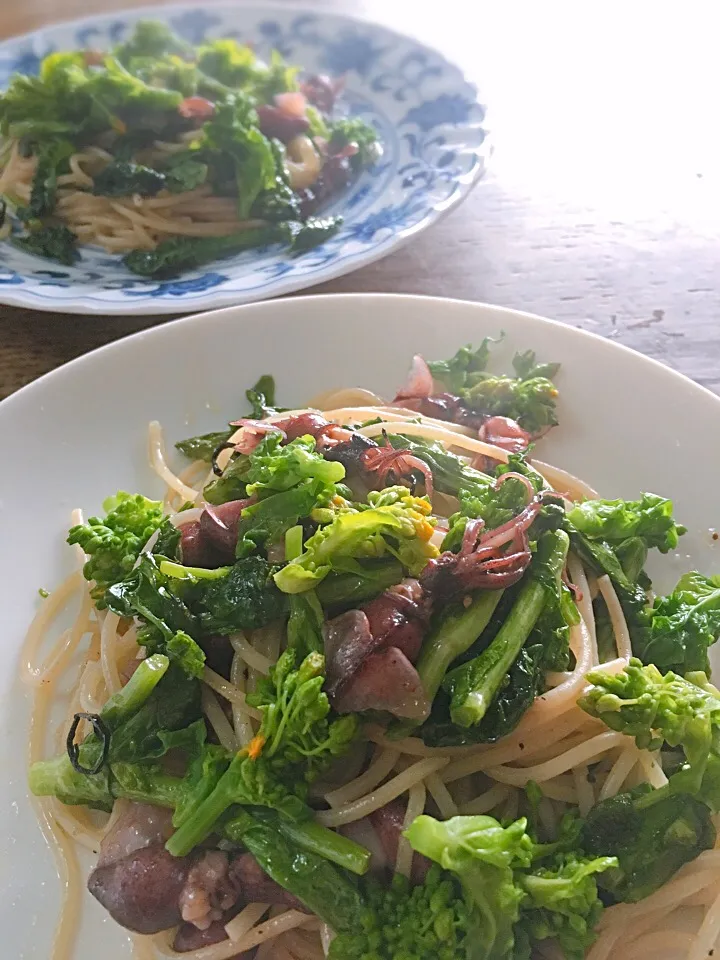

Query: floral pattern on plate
left=0, top=3, right=487, bottom=314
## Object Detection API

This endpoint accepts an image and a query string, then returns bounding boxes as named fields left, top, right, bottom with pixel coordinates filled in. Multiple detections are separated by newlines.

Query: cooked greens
left=444, top=529, right=571, bottom=728
left=0, top=20, right=379, bottom=274
left=67, top=492, right=165, bottom=605
left=274, top=486, right=439, bottom=594
left=166, top=648, right=358, bottom=855
left=27, top=346, right=720, bottom=960
left=426, top=340, right=561, bottom=434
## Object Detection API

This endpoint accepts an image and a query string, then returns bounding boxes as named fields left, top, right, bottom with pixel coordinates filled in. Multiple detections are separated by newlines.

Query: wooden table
left=2, top=0, right=720, bottom=398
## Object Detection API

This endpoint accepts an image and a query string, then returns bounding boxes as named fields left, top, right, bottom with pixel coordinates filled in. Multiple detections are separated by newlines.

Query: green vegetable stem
left=445, top=529, right=569, bottom=728
left=389, top=588, right=504, bottom=739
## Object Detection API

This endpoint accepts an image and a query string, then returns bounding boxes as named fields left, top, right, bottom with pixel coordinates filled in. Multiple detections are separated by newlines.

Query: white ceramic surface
left=1, top=294, right=719, bottom=957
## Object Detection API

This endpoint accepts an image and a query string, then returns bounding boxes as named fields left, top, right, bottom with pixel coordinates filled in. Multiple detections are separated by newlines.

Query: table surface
left=2, top=0, right=720, bottom=399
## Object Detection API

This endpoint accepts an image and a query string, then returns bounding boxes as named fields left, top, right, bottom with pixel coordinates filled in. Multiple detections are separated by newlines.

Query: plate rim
left=3, top=293, right=720, bottom=960
left=0, top=1, right=487, bottom=317
left=3, top=292, right=719, bottom=414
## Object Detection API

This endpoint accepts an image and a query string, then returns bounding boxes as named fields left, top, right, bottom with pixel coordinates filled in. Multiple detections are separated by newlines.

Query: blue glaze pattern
left=0, top=4, right=488, bottom=315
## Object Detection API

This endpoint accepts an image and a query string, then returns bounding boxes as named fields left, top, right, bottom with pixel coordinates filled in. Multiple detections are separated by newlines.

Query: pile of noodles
left=0, top=133, right=322, bottom=253
left=21, top=388, right=720, bottom=960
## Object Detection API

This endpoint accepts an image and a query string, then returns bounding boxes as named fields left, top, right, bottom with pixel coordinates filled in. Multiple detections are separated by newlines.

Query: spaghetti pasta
left=20, top=344, right=720, bottom=960
left=0, top=23, right=380, bottom=274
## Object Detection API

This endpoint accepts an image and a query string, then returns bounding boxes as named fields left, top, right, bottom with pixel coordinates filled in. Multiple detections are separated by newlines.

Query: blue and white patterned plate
left=0, top=3, right=487, bottom=315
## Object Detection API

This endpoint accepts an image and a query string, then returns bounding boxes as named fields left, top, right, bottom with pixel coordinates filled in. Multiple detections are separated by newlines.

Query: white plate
left=1, top=294, right=719, bottom=957
left=0, top=3, right=487, bottom=315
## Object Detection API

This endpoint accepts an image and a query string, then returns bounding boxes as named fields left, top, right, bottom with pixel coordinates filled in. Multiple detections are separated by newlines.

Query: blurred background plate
left=0, top=2, right=487, bottom=315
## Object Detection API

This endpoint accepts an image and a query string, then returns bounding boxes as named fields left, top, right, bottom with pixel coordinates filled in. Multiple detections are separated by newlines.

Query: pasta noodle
left=201, top=686, right=240, bottom=753
left=567, top=553, right=597, bottom=662
left=324, top=747, right=400, bottom=808
left=358, top=419, right=511, bottom=463
left=0, top=141, right=256, bottom=254
left=21, top=379, right=720, bottom=960
left=316, top=757, right=449, bottom=828
left=395, top=782, right=426, bottom=878
left=425, top=771, right=459, bottom=819
left=597, top=574, right=633, bottom=660
left=0, top=13, right=383, bottom=278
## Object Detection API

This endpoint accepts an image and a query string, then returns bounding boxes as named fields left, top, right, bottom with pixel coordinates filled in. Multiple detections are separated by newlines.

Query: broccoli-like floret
left=516, top=852, right=617, bottom=960
left=331, top=813, right=614, bottom=960
left=463, top=373, right=559, bottom=436
left=196, top=38, right=257, bottom=88
left=165, top=649, right=357, bottom=856
left=580, top=658, right=720, bottom=804
left=67, top=492, right=164, bottom=605
left=274, top=486, right=438, bottom=594
left=405, top=814, right=533, bottom=960
left=426, top=338, right=498, bottom=393
left=329, top=865, right=468, bottom=960
left=424, top=341, right=561, bottom=434
left=244, top=432, right=345, bottom=497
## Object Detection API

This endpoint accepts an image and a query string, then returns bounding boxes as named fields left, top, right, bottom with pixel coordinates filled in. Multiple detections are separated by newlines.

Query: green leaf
left=327, top=117, right=380, bottom=170
left=238, top=819, right=368, bottom=931
left=175, top=429, right=235, bottom=462
left=114, top=20, right=194, bottom=64
left=196, top=38, right=257, bottom=88
left=384, top=433, right=495, bottom=498
left=92, top=159, right=167, bottom=197
left=164, top=154, right=208, bottom=192
left=425, top=338, right=499, bottom=393
left=108, top=665, right=202, bottom=762
left=123, top=222, right=290, bottom=278
left=236, top=481, right=333, bottom=557
left=17, top=139, right=74, bottom=220
left=512, top=350, right=561, bottom=382
left=202, top=95, right=277, bottom=218
left=174, top=376, right=279, bottom=464
left=566, top=493, right=685, bottom=553
left=14, top=224, right=78, bottom=266
left=245, top=373, right=278, bottom=418
left=517, top=853, right=616, bottom=960
left=198, top=556, right=288, bottom=633
left=274, top=487, right=438, bottom=594
left=582, top=787, right=714, bottom=902
left=635, top=572, right=720, bottom=675
left=252, top=49, right=299, bottom=102
left=86, top=55, right=183, bottom=118
left=166, top=629, right=205, bottom=679
left=314, top=558, right=405, bottom=610
left=167, top=649, right=356, bottom=856
left=28, top=658, right=203, bottom=809
left=424, top=644, right=545, bottom=748
left=289, top=215, right=343, bottom=255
